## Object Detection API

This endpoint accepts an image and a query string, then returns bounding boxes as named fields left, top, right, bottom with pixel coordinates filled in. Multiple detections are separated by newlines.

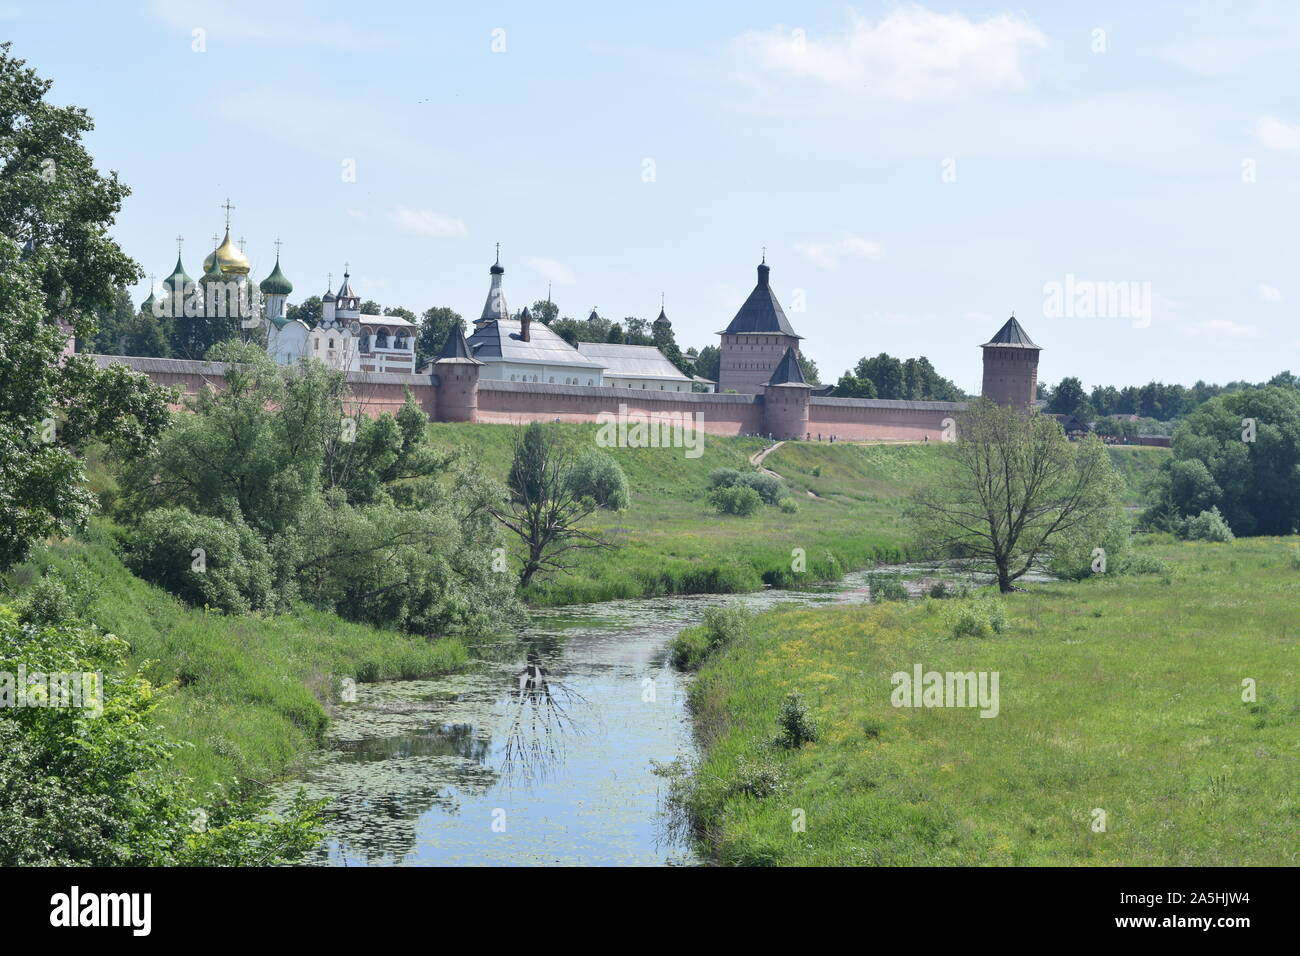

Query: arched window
left=329, top=338, right=335, bottom=349
left=376, top=329, right=389, bottom=349
left=510, top=374, right=517, bottom=381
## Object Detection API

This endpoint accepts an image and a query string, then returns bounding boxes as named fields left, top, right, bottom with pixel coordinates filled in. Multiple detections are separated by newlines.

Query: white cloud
left=1187, top=319, right=1263, bottom=340
left=795, top=234, right=885, bottom=270
left=151, top=0, right=391, bottom=49
left=528, top=258, right=576, bottom=285
left=1258, top=283, right=1284, bottom=304
left=388, top=206, right=467, bottom=238
left=1254, top=115, right=1300, bottom=154
left=730, top=5, right=1047, bottom=105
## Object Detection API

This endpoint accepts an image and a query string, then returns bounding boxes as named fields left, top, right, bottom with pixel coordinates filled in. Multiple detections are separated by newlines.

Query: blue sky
left=7, top=0, right=1300, bottom=392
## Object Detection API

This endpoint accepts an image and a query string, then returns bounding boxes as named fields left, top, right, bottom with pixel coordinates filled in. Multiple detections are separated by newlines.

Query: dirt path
left=750, top=441, right=822, bottom=498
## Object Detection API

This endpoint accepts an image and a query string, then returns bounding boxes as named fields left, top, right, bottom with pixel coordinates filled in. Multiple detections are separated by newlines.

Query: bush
left=122, top=507, right=278, bottom=614
left=867, top=573, right=908, bottom=602
left=565, top=450, right=630, bottom=511
left=670, top=604, right=752, bottom=669
left=947, top=594, right=1007, bottom=639
left=927, top=580, right=950, bottom=599
left=736, top=471, right=787, bottom=505
left=778, top=497, right=799, bottom=514
left=1179, top=506, right=1235, bottom=543
left=774, top=691, right=819, bottom=748
left=708, top=468, right=741, bottom=489
left=16, top=575, right=78, bottom=627
left=711, top=484, right=762, bottom=516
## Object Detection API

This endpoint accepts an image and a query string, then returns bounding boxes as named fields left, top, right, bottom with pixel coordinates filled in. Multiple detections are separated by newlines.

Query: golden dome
left=207, top=229, right=250, bottom=276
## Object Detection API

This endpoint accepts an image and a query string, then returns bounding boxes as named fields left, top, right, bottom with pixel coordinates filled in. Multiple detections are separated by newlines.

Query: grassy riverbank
left=678, top=537, right=1299, bottom=866
left=426, top=424, right=1166, bottom=605
left=8, top=523, right=471, bottom=800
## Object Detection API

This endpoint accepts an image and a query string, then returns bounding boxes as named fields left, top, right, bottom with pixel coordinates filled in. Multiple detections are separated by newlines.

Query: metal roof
left=981, top=316, right=1041, bottom=349
left=720, top=262, right=800, bottom=337
left=765, top=346, right=811, bottom=387
left=467, top=318, right=606, bottom=369
left=576, top=342, right=689, bottom=380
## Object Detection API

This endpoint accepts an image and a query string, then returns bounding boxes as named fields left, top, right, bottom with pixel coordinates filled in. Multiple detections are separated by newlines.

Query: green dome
left=140, top=291, right=157, bottom=313
left=163, top=254, right=192, bottom=294
left=259, top=256, right=293, bottom=296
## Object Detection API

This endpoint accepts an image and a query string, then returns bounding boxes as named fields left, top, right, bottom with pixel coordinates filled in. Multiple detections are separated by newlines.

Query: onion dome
left=654, top=307, right=671, bottom=328
left=208, top=229, right=251, bottom=276
left=201, top=253, right=223, bottom=283
left=140, top=290, right=156, bottom=313
left=260, top=255, right=293, bottom=296
left=163, top=254, right=192, bottom=295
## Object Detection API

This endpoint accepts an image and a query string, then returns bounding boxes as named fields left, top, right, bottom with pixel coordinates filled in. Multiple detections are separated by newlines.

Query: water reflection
left=278, top=562, right=1031, bottom=866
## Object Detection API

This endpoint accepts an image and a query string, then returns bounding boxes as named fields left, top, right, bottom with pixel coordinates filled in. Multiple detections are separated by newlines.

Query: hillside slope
left=425, top=425, right=1167, bottom=604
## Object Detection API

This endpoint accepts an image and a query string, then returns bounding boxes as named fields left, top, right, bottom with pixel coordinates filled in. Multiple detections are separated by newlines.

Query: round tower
left=980, top=315, right=1041, bottom=407
left=433, top=322, right=483, bottom=422
left=761, top=346, right=812, bottom=439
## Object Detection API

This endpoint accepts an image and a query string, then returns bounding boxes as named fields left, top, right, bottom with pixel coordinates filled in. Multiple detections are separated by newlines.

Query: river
left=278, top=565, right=993, bottom=866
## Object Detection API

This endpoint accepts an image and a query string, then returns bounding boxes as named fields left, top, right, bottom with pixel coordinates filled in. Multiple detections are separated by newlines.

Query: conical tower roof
left=981, top=315, right=1041, bottom=349
left=435, top=321, right=482, bottom=364
left=766, top=346, right=811, bottom=387
left=720, top=259, right=800, bottom=337
left=163, top=254, right=192, bottom=294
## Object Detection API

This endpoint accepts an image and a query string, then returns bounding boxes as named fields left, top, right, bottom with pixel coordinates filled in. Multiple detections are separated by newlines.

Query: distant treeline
left=1042, top=373, right=1300, bottom=423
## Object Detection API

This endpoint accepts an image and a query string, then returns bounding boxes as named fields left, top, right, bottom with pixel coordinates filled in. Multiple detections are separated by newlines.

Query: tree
left=0, top=43, right=139, bottom=336
left=692, top=345, right=720, bottom=383
left=416, top=306, right=463, bottom=366
left=797, top=352, right=821, bottom=385
left=286, top=295, right=322, bottom=328
left=0, top=248, right=169, bottom=576
left=606, top=323, right=625, bottom=344
left=360, top=299, right=383, bottom=315
left=529, top=299, right=559, bottom=325
left=383, top=306, right=416, bottom=324
left=490, top=423, right=612, bottom=588
left=1047, top=377, right=1087, bottom=416
left=834, top=372, right=877, bottom=398
left=908, top=399, right=1122, bottom=592
left=1146, top=387, right=1300, bottom=535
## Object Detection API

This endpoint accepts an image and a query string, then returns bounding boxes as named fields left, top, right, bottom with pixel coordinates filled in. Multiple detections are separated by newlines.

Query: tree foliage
left=908, top=400, right=1123, bottom=592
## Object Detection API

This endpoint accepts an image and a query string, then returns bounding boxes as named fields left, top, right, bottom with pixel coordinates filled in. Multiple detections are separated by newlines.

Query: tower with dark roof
left=980, top=315, right=1041, bottom=407
left=717, top=257, right=802, bottom=393
left=477, top=245, right=509, bottom=328
left=762, top=345, right=813, bottom=439
left=433, top=320, right=483, bottom=422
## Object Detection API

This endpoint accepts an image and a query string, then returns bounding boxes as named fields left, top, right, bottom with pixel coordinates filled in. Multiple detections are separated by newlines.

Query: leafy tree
left=606, top=323, right=625, bottom=343
left=416, top=306, right=463, bottom=366
left=838, top=352, right=961, bottom=400
left=1145, top=387, right=1300, bottom=535
left=565, top=450, right=630, bottom=510
left=1047, top=376, right=1088, bottom=416
left=491, top=423, right=611, bottom=588
left=692, top=345, right=720, bottom=383
left=0, top=43, right=139, bottom=333
left=383, top=306, right=416, bottom=324
left=529, top=298, right=559, bottom=325
left=285, top=295, right=322, bottom=328
left=0, top=601, right=326, bottom=865
left=360, top=299, right=383, bottom=315
left=834, top=372, right=878, bottom=399
left=0, top=241, right=170, bottom=573
left=797, top=352, right=821, bottom=385
left=908, top=399, right=1122, bottom=592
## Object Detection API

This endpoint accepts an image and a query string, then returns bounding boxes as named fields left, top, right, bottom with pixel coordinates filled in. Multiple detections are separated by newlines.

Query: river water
left=279, top=565, right=988, bottom=866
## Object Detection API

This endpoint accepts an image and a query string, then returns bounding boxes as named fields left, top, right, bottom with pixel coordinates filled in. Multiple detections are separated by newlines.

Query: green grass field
left=681, top=536, right=1299, bottom=865
left=10, top=524, right=470, bottom=800
left=425, top=425, right=1166, bottom=604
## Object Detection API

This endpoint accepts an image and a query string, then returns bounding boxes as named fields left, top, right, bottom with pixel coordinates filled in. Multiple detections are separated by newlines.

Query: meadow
left=678, top=536, right=1299, bottom=866
left=424, top=424, right=1166, bottom=604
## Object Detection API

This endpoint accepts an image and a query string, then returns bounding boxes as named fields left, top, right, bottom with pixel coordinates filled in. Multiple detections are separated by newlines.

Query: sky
left=6, top=0, right=1300, bottom=394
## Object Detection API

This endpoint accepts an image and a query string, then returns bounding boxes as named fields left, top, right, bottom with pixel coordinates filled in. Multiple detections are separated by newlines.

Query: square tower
left=718, top=258, right=802, bottom=394
left=980, top=315, right=1041, bottom=407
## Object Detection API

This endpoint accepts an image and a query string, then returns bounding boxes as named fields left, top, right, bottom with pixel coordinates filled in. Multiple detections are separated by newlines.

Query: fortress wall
left=475, top=381, right=765, bottom=435
left=807, top=397, right=967, bottom=441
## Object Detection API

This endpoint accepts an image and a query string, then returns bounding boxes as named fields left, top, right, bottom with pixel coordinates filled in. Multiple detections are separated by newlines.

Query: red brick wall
left=476, top=382, right=765, bottom=435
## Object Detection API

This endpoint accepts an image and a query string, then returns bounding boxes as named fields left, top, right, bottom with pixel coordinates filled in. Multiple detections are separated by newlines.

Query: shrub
left=736, top=471, right=787, bottom=505
left=947, top=594, right=1007, bottom=639
left=708, top=468, right=741, bottom=489
left=778, top=497, right=799, bottom=514
left=927, top=580, right=950, bottom=599
left=774, top=691, right=819, bottom=748
left=16, top=575, right=78, bottom=627
left=1179, top=506, right=1235, bottom=543
left=867, top=573, right=908, bottom=602
left=729, top=752, right=787, bottom=799
left=565, top=449, right=630, bottom=511
left=670, top=604, right=752, bottom=669
left=122, top=507, right=278, bottom=614
left=711, top=484, right=762, bottom=516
